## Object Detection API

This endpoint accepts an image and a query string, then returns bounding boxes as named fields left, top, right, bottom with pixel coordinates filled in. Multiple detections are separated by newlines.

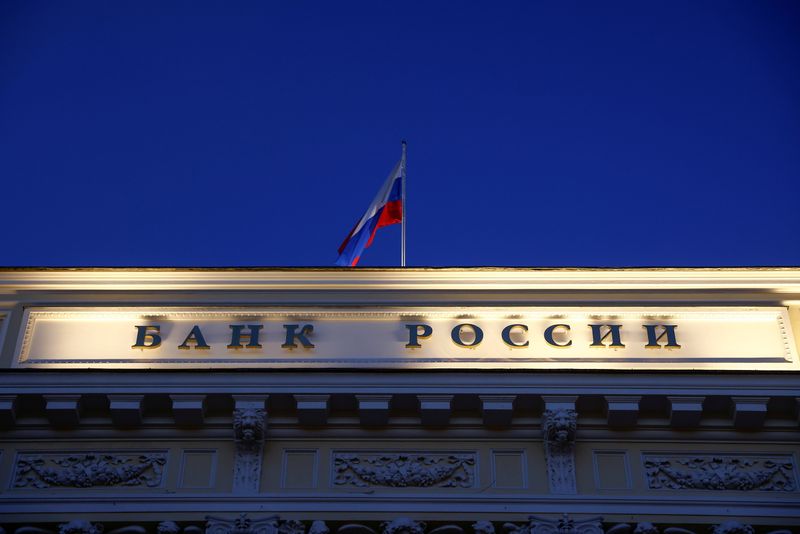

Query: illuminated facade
left=0, top=268, right=798, bottom=534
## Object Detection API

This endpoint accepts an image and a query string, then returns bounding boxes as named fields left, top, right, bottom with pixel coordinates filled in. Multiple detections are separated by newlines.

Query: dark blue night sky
left=2, top=2, right=799, bottom=267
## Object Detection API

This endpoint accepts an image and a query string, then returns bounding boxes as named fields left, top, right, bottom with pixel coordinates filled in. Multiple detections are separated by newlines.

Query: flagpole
left=400, top=140, right=407, bottom=267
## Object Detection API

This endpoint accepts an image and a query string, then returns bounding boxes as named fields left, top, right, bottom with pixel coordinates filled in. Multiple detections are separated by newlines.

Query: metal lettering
left=178, top=325, right=210, bottom=350
left=589, top=324, right=625, bottom=347
left=544, top=324, right=572, bottom=347
left=132, top=325, right=161, bottom=349
left=282, top=324, right=315, bottom=349
left=405, top=324, right=433, bottom=348
left=227, top=324, right=264, bottom=349
left=501, top=324, right=529, bottom=347
left=451, top=324, right=483, bottom=347
left=644, top=324, right=681, bottom=348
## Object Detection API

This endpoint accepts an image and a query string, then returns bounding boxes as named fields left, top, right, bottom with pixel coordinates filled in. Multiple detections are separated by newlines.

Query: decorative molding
left=542, top=408, right=577, bottom=494
left=205, top=516, right=304, bottom=534
left=156, top=523, right=180, bottom=534
left=337, top=525, right=376, bottom=534
left=232, top=406, right=267, bottom=494
left=333, top=452, right=475, bottom=488
left=280, top=521, right=306, bottom=534
left=13, top=451, right=166, bottom=489
left=4, top=267, right=800, bottom=293
left=428, top=526, right=463, bottom=534
left=3, top=497, right=799, bottom=521
left=710, top=523, right=755, bottom=534
left=380, top=519, right=426, bottom=534
left=504, top=514, right=603, bottom=534
left=58, top=521, right=103, bottom=534
left=206, top=515, right=279, bottom=534
left=1, top=520, right=797, bottom=534
left=644, top=454, right=796, bottom=491
left=472, top=522, right=495, bottom=534
left=603, top=523, right=659, bottom=534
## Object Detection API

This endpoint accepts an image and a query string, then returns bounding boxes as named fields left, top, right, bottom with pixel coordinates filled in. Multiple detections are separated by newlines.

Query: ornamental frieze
left=333, top=452, right=475, bottom=488
left=643, top=454, right=796, bottom=491
left=0, top=518, right=791, bottom=534
left=505, top=515, right=603, bottom=534
left=13, top=451, right=167, bottom=489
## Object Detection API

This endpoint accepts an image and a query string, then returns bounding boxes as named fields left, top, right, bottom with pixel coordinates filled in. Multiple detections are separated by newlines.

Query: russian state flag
left=336, top=160, right=403, bottom=266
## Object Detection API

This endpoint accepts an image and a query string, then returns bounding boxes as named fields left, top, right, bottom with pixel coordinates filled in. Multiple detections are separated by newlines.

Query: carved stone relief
left=205, top=516, right=305, bottom=534
left=643, top=455, right=797, bottom=491
left=156, top=523, right=180, bottom=534
left=380, top=519, right=426, bottom=534
left=13, top=452, right=167, bottom=489
left=333, top=452, right=475, bottom=488
left=279, top=521, right=306, bottom=534
left=206, top=515, right=277, bottom=534
left=308, top=522, right=329, bottom=534
left=710, top=523, right=755, bottom=534
left=504, top=514, right=603, bottom=534
left=232, top=407, right=267, bottom=494
left=1, top=518, right=795, bottom=534
left=603, top=523, right=762, bottom=534
left=542, top=409, right=577, bottom=494
left=58, top=522, right=104, bottom=534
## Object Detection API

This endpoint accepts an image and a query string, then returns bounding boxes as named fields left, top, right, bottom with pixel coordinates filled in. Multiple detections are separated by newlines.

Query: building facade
left=0, top=268, right=798, bottom=534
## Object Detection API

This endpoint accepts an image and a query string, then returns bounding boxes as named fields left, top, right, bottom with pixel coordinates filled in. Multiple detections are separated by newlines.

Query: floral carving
left=308, top=522, right=329, bottom=534
left=14, top=452, right=166, bottom=489
left=504, top=514, right=602, bottom=534
left=333, top=452, right=475, bottom=488
left=157, top=523, right=180, bottom=534
left=644, top=455, right=796, bottom=491
left=380, top=519, right=425, bottom=534
left=59, top=522, right=103, bottom=534
left=710, top=523, right=754, bottom=534
left=206, top=515, right=280, bottom=534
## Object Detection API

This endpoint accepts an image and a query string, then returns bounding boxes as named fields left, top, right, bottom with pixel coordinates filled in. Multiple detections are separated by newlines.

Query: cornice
left=1, top=370, right=798, bottom=395
left=1, top=267, right=800, bottom=293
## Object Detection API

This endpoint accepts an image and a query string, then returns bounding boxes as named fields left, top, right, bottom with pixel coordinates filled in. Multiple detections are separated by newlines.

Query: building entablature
left=0, top=268, right=798, bottom=530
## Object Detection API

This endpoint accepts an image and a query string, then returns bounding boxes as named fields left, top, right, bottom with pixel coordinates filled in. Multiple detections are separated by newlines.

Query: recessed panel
left=491, top=450, right=527, bottom=489
left=593, top=451, right=632, bottom=490
left=179, top=450, right=217, bottom=489
left=282, top=450, right=318, bottom=489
